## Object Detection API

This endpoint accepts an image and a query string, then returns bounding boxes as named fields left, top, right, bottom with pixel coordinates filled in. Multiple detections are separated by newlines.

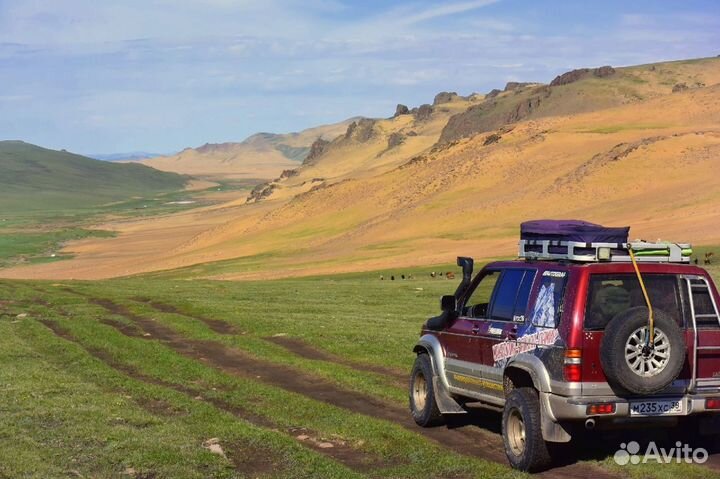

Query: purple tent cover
left=520, top=220, right=629, bottom=244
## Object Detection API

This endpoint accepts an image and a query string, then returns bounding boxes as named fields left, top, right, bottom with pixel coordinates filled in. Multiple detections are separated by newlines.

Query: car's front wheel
left=409, top=353, right=444, bottom=427
left=502, top=387, right=552, bottom=472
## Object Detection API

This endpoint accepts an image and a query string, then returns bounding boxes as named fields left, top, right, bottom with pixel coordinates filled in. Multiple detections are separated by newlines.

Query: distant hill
left=3, top=56, right=720, bottom=280
left=0, top=141, right=187, bottom=212
left=437, top=59, right=720, bottom=144
left=137, top=119, right=358, bottom=179
left=89, top=152, right=163, bottom=162
left=246, top=94, right=485, bottom=203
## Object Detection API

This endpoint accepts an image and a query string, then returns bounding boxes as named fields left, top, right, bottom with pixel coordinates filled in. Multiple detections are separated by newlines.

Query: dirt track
left=265, top=335, right=408, bottom=388
left=39, top=318, right=389, bottom=474
left=53, top=293, right=620, bottom=479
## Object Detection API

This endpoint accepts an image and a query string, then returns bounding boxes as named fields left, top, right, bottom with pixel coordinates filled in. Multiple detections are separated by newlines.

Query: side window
left=514, top=271, right=536, bottom=322
left=463, top=271, right=499, bottom=318
left=531, top=271, right=567, bottom=328
left=489, top=269, right=536, bottom=322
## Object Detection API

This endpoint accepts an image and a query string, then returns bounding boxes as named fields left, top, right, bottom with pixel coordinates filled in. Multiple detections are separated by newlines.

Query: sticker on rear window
left=531, top=283, right=556, bottom=327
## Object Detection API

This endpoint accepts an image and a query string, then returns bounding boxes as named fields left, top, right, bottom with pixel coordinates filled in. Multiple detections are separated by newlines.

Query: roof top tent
left=518, top=220, right=691, bottom=263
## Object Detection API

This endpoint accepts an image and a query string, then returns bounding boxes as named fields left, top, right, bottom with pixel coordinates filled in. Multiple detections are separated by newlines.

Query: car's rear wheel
left=409, top=354, right=444, bottom=427
left=502, top=387, right=552, bottom=472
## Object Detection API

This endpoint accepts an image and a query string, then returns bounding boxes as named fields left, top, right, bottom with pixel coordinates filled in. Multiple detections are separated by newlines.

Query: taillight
left=563, top=348, right=582, bottom=382
left=587, top=403, right=616, bottom=415
left=706, top=398, right=720, bottom=410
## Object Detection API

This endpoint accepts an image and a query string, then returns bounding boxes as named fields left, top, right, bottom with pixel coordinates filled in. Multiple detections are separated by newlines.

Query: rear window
left=584, top=274, right=684, bottom=330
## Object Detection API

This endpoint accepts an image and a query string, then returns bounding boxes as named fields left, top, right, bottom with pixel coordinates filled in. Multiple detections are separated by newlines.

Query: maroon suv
left=409, top=221, right=720, bottom=471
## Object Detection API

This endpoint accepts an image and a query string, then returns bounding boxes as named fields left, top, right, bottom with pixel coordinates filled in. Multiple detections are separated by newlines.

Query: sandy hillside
left=247, top=94, right=485, bottom=202
left=3, top=57, right=720, bottom=280
left=137, top=119, right=356, bottom=179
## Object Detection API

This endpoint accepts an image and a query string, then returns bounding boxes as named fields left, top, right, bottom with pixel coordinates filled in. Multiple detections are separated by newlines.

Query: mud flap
left=540, top=392, right=572, bottom=442
left=432, top=376, right=466, bottom=414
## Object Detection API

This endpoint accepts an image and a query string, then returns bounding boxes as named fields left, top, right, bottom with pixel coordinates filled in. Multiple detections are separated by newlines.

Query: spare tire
left=600, top=307, right=686, bottom=395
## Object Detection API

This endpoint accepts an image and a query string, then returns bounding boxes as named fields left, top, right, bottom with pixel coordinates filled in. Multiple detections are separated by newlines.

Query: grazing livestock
left=430, top=272, right=436, bottom=278
left=391, top=275, right=395, bottom=281
left=705, top=252, right=715, bottom=265
left=446, top=272, right=456, bottom=279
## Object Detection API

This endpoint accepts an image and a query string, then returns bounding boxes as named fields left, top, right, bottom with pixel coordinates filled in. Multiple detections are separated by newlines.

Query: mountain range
left=1, top=56, right=719, bottom=280
left=136, top=119, right=358, bottom=179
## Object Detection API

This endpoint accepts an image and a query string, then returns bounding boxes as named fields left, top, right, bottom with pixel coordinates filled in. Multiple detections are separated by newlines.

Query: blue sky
left=1, top=0, right=718, bottom=154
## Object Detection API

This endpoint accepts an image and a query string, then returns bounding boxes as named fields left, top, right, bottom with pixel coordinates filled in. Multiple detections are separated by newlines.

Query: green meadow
left=2, top=266, right=720, bottom=478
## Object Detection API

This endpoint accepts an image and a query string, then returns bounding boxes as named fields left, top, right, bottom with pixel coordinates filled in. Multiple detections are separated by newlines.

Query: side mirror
left=440, top=295, right=456, bottom=312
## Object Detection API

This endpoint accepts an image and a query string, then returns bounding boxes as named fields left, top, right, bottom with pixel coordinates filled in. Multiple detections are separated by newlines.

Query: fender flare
left=413, top=334, right=450, bottom=389
left=504, top=353, right=552, bottom=394
left=505, top=354, right=571, bottom=442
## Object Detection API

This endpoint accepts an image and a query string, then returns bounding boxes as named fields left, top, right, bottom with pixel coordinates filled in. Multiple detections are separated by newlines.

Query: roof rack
left=518, top=240, right=692, bottom=263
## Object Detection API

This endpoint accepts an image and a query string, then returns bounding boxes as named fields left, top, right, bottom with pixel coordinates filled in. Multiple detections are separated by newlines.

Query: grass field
left=0, top=141, right=187, bottom=213
left=0, top=179, right=261, bottom=268
left=0, top=141, right=267, bottom=268
left=2, top=266, right=720, bottom=478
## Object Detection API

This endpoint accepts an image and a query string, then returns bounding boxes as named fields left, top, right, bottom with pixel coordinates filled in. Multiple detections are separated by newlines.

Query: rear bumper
left=546, top=392, right=720, bottom=420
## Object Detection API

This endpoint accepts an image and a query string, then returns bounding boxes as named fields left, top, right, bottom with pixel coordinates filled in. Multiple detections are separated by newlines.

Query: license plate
left=630, top=399, right=684, bottom=416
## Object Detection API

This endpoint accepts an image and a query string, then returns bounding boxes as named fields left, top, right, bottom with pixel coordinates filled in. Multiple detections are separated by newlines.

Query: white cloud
left=400, top=0, right=500, bottom=25
left=0, top=0, right=717, bottom=152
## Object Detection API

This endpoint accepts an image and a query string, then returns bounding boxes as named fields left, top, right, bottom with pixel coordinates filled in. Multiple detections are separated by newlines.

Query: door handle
left=507, top=326, right=518, bottom=340
left=472, top=325, right=481, bottom=335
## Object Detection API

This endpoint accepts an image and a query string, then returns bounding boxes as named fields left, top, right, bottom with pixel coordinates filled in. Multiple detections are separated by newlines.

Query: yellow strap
left=629, top=248, right=655, bottom=344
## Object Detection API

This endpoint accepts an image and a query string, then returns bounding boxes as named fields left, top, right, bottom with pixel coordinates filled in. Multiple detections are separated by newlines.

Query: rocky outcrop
left=486, top=89, right=502, bottom=99
left=375, top=132, right=407, bottom=158
left=246, top=182, right=276, bottom=203
left=550, top=66, right=615, bottom=86
left=413, top=104, right=434, bottom=121
left=303, top=138, right=330, bottom=165
left=593, top=66, right=616, bottom=78
left=550, top=69, right=589, bottom=86
left=439, top=85, right=550, bottom=144
left=406, top=130, right=418, bottom=137
left=439, top=101, right=498, bottom=144
left=504, top=82, right=533, bottom=91
left=387, top=132, right=405, bottom=149
left=398, top=155, right=429, bottom=170
left=672, top=83, right=689, bottom=93
left=344, top=118, right=376, bottom=142
left=433, top=92, right=458, bottom=105
left=279, top=169, right=299, bottom=180
left=394, top=104, right=410, bottom=117
left=506, top=97, right=541, bottom=123
left=505, top=87, right=551, bottom=123
left=483, top=133, right=501, bottom=145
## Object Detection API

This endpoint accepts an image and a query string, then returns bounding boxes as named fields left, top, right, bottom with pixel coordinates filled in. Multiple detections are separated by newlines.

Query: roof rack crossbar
left=518, top=239, right=691, bottom=264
